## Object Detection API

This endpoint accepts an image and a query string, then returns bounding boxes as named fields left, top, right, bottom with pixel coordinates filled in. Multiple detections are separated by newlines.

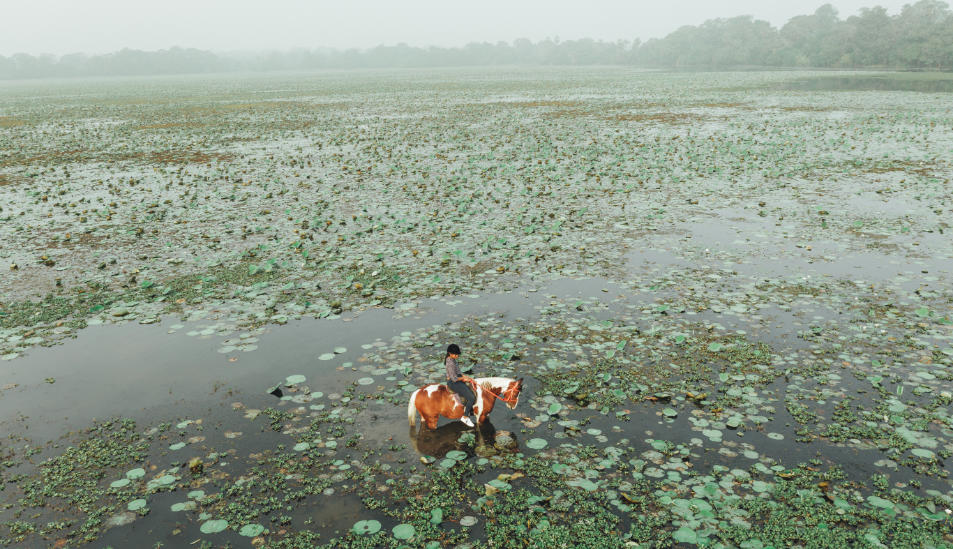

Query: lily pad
left=285, top=374, right=306, bottom=385
left=460, top=516, right=478, bottom=527
left=673, top=527, right=698, bottom=544
left=239, top=524, right=266, bottom=537
left=392, top=523, right=415, bottom=540
left=126, top=498, right=147, bottom=511
left=526, top=438, right=548, bottom=449
left=445, top=450, right=468, bottom=461
left=200, top=519, right=229, bottom=534
left=125, top=468, right=146, bottom=479
left=155, top=474, right=176, bottom=486
left=352, top=519, right=381, bottom=535
left=567, top=478, right=600, bottom=491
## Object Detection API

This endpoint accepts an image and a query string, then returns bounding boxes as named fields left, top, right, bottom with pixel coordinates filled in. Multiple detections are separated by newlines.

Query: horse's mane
left=477, top=377, right=514, bottom=393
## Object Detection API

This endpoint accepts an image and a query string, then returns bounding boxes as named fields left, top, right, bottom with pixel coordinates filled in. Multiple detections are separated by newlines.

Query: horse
left=408, top=377, right=524, bottom=429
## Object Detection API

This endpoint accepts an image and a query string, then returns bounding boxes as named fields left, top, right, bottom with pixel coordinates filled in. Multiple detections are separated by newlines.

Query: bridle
left=468, top=380, right=519, bottom=404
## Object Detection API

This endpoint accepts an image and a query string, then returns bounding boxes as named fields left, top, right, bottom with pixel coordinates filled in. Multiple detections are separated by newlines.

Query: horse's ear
left=517, top=377, right=524, bottom=385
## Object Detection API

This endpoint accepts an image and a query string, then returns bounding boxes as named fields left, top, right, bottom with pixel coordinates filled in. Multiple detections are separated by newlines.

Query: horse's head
left=501, top=378, right=524, bottom=410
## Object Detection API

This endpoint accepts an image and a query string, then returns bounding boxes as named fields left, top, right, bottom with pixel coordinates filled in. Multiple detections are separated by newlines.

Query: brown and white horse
left=408, top=377, right=524, bottom=429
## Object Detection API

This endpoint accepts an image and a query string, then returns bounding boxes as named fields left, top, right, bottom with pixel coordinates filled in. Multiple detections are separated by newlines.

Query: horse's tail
left=407, top=389, right=419, bottom=427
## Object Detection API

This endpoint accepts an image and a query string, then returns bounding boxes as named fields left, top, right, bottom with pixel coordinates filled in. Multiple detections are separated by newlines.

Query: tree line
left=1, top=1, right=951, bottom=80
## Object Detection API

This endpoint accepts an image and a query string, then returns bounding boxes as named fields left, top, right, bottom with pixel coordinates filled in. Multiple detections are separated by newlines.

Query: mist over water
left=2, top=1, right=952, bottom=79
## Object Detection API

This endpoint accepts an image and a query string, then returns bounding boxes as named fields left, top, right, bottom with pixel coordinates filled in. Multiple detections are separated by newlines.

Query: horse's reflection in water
left=409, top=420, right=498, bottom=458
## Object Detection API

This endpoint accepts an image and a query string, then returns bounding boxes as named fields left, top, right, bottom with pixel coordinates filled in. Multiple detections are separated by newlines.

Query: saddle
left=447, top=381, right=475, bottom=408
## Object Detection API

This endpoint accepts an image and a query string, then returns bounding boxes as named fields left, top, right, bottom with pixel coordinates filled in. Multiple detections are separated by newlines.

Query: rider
left=445, top=344, right=476, bottom=427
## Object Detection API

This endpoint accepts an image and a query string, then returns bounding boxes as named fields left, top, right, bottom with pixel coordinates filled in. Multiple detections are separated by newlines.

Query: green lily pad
left=887, top=399, right=906, bottom=413
left=285, top=374, right=306, bottom=385
left=200, top=519, right=229, bottom=534
left=352, top=519, right=381, bottom=535
left=239, top=524, right=266, bottom=537
left=567, top=478, right=600, bottom=491
left=867, top=495, right=895, bottom=510
left=548, top=402, right=562, bottom=415
left=334, top=346, right=347, bottom=354
left=430, top=508, right=443, bottom=524
left=357, top=377, right=375, bottom=385
left=487, top=478, right=512, bottom=491
left=168, top=442, right=186, bottom=451
left=318, top=353, right=335, bottom=361
left=127, top=498, right=147, bottom=511
left=673, top=527, right=697, bottom=544
left=526, top=438, right=548, bottom=450
left=110, top=478, right=131, bottom=488
left=707, top=342, right=724, bottom=352
left=293, top=442, right=310, bottom=451
left=125, top=468, right=146, bottom=479
left=663, top=407, right=677, bottom=418
left=392, top=523, right=415, bottom=540
left=460, top=516, right=478, bottom=527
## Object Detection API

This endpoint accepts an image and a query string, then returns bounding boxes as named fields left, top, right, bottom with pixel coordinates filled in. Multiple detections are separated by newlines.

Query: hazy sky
left=1, top=0, right=916, bottom=56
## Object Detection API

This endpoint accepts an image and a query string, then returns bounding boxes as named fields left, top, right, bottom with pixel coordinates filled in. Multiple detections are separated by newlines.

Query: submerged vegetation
left=0, top=68, right=951, bottom=547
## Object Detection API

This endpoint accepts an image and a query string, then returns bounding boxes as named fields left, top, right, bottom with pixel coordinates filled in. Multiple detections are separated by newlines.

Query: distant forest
left=2, top=1, right=952, bottom=80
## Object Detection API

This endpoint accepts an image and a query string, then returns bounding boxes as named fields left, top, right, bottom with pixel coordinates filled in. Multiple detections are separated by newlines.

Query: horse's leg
left=475, top=396, right=492, bottom=425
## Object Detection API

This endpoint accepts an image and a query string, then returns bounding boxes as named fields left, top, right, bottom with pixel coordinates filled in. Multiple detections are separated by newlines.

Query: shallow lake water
left=1, top=68, right=951, bottom=548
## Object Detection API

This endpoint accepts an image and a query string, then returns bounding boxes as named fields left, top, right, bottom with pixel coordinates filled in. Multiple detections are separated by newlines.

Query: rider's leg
left=448, top=380, right=475, bottom=416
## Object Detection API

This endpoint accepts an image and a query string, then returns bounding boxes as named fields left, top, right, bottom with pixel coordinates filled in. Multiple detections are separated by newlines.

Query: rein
left=467, top=380, right=517, bottom=404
